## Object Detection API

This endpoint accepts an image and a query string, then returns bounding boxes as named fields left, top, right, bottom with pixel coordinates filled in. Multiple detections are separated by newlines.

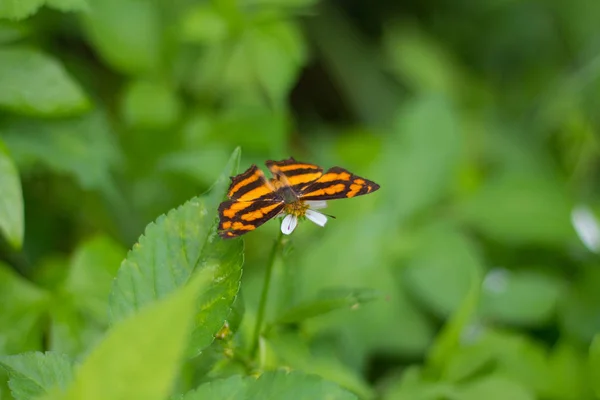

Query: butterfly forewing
left=266, top=157, right=323, bottom=192
left=299, top=167, right=380, bottom=201
left=227, top=164, right=278, bottom=201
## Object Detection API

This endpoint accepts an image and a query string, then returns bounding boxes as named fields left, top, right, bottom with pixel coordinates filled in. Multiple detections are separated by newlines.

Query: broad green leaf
left=0, top=352, right=73, bottom=400
left=121, top=80, right=182, bottom=130
left=0, top=262, right=48, bottom=354
left=82, top=0, right=162, bottom=75
left=559, top=264, right=600, bottom=343
left=0, top=111, right=121, bottom=192
left=0, top=0, right=44, bottom=20
left=404, top=224, right=483, bottom=317
left=0, top=0, right=86, bottom=19
left=457, top=376, right=534, bottom=400
left=192, top=19, right=306, bottom=106
left=382, top=367, right=457, bottom=400
left=384, top=24, right=461, bottom=96
left=480, top=269, right=564, bottom=327
left=0, top=48, right=89, bottom=117
left=0, top=141, right=23, bottom=249
left=0, top=21, right=29, bottom=43
left=426, top=244, right=481, bottom=373
left=64, top=235, right=125, bottom=322
left=267, top=332, right=374, bottom=399
left=180, top=4, right=228, bottom=44
left=590, top=334, right=600, bottom=398
left=458, top=172, right=574, bottom=246
left=547, top=341, right=592, bottom=400
left=109, top=148, right=243, bottom=356
left=48, top=236, right=126, bottom=357
left=274, top=288, right=379, bottom=326
left=443, top=330, right=550, bottom=395
left=63, top=270, right=213, bottom=400
left=178, top=371, right=357, bottom=400
left=380, top=94, right=462, bottom=222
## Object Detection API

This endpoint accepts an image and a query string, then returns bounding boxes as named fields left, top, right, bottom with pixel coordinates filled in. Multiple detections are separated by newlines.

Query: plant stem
left=250, top=229, right=284, bottom=358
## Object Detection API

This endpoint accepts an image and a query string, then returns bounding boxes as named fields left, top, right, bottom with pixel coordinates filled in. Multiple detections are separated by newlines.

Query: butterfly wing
left=266, top=157, right=323, bottom=192
left=227, top=164, right=278, bottom=201
left=299, top=167, right=380, bottom=201
left=218, top=199, right=285, bottom=239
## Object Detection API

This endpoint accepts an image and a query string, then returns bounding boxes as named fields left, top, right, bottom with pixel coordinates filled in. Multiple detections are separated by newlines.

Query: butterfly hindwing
left=299, top=166, right=380, bottom=201
left=218, top=199, right=285, bottom=239
left=266, top=157, right=323, bottom=191
left=227, top=164, right=277, bottom=201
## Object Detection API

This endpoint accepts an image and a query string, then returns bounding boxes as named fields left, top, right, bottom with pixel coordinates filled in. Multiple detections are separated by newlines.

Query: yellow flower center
left=283, top=200, right=309, bottom=218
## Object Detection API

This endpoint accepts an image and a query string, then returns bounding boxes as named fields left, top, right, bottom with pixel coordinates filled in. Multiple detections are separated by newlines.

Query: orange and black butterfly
left=218, top=157, right=380, bottom=239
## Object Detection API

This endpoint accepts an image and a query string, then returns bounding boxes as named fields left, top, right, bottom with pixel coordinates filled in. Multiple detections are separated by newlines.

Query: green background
left=1, top=0, right=600, bottom=399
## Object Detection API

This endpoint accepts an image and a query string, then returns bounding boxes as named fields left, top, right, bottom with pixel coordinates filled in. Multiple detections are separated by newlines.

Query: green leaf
left=178, top=371, right=357, bottom=400
left=109, top=148, right=243, bottom=356
left=64, top=235, right=125, bottom=322
left=0, top=48, right=89, bottom=116
left=0, top=262, right=48, bottom=354
left=0, top=0, right=86, bottom=19
left=0, top=111, right=121, bottom=192
left=426, top=244, right=482, bottom=373
left=0, top=21, right=29, bottom=43
left=381, top=94, right=462, bottom=222
left=559, top=264, right=600, bottom=343
left=48, top=236, right=126, bottom=357
left=480, top=269, right=564, bottom=327
left=82, top=0, right=162, bottom=75
left=590, top=334, right=600, bottom=398
left=266, top=332, right=375, bottom=399
left=274, top=288, right=379, bottom=325
left=443, top=330, right=550, bottom=395
left=192, top=19, right=306, bottom=106
left=0, top=352, right=73, bottom=400
left=547, top=341, right=592, bottom=400
left=457, top=376, right=534, bottom=400
left=120, top=80, right=182, bottom=130
left=404, top=224, right=483, bottom=317
left=62, top=270, right=214, bottom=400
left=180, top=4, right=228, bottom=44
left=0, top=141, right=23, bottom=249
left=458, top=172, right=575, bottom=246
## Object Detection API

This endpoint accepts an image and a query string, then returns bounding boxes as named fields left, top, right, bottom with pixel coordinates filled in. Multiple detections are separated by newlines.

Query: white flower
left=281, top=200, right=328, bottom=235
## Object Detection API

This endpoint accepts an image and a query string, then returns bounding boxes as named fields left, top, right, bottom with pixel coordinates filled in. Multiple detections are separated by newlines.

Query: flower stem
left=251, top=229, right=284, bottom=359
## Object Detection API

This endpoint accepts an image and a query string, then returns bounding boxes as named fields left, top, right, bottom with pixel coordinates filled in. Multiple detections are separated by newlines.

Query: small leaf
left=109, top=148, right=243, bottom=356
left=404, top=224, right=483, bottom=317
left=0, top=0, right=86, bottom=19
left=480, top=269, right=564, bottom=327
left=457, top=376, right=534, bottom=400
left=178, top=370, right=357, bottom=400
left=458, top=172, right=575, bottom=246
left=275, top=288, right=379, bottom=325
left=547, top=341, right=592, bottom=400
left=559, top=264, right=600, bottom=343
left=426, top=247, right=482, bottom=373
left=0, top=141, right=23, bottom=249
left=0, top=48, right=89, bottom=117
left=120, top=80, right=182, bottom=130
left=0, top=262, right=48, bottom=354
left=64, top=270, right=213, bottom=400
left=0, top=352, right=73, bottom=400
left=590, top=334, right=600, bottom=398
left=0, top=111, right=121, bottom=192
left=381, top=94, right=462, bottom=222
left=82, top=0, right=162, bottom=75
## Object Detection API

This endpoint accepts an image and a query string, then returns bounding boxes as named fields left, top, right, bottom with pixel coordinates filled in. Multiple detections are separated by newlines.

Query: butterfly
left=218, top=157, right=380, bottom=239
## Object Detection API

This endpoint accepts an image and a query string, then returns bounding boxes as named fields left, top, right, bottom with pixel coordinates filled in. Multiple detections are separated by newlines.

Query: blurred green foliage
left=2, top=0, right=600, bottom=399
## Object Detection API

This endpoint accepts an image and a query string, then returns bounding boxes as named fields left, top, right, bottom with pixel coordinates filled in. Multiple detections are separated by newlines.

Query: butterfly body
left=218, top=157, right=380, bottom=238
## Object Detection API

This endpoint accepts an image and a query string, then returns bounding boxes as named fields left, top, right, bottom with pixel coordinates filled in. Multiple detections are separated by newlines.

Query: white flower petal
left=281, top=214, right=298, bottom=235
left=305, top=200, right=327, bottom=210
left=305, top=209, right=328, bottom=227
